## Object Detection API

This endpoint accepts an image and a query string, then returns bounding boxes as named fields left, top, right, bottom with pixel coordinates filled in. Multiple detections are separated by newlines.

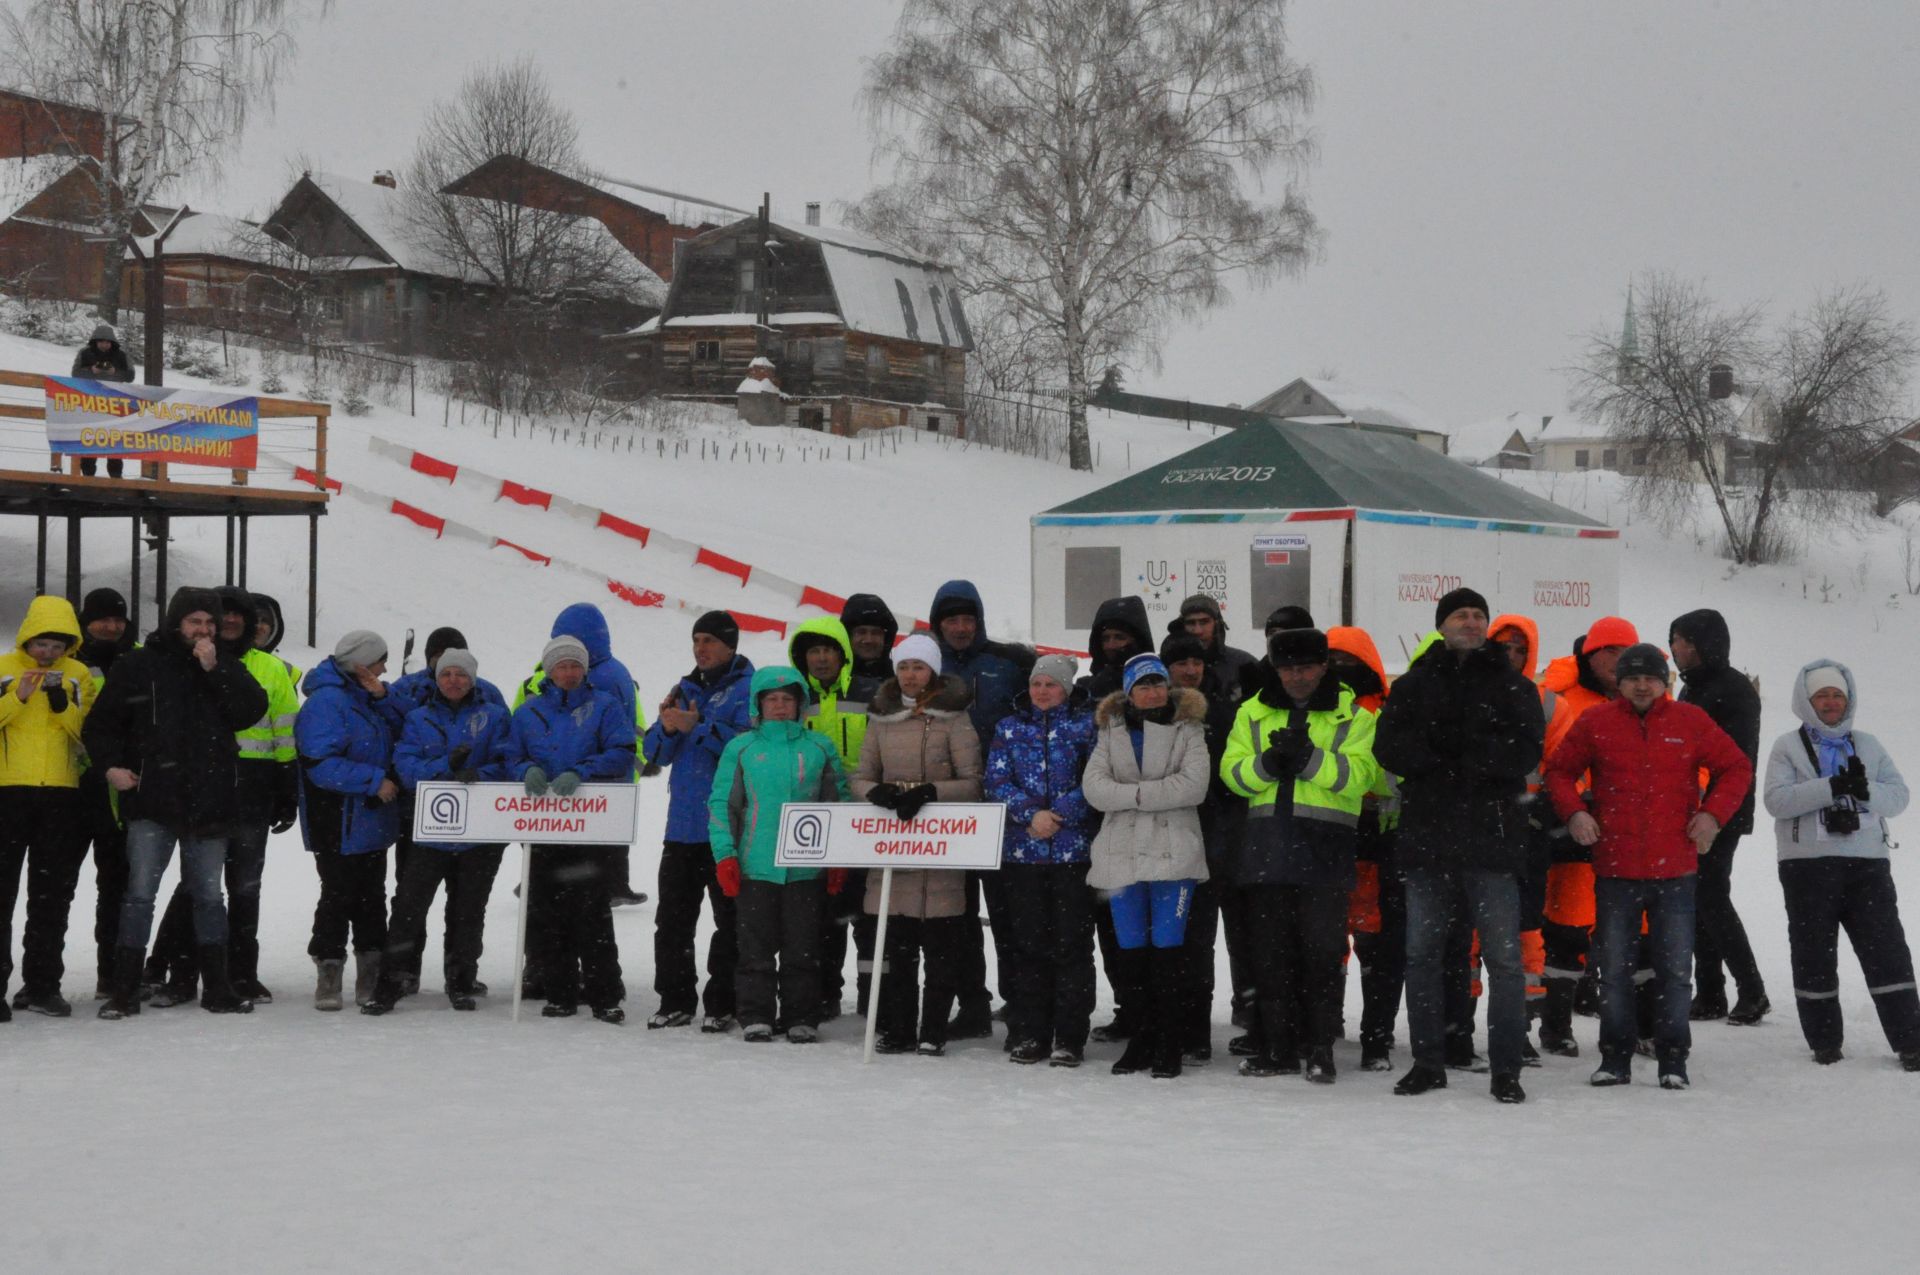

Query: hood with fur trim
left=1094, top=685, right=1209, bottom=729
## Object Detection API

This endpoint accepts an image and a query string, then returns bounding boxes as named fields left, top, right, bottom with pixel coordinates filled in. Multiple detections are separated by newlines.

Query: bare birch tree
left=852, top=0, right=1319, bottom=471
left=1, top=0, right=321, bottom=319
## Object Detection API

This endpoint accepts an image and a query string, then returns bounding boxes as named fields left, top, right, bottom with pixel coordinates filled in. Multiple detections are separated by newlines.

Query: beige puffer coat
left=1083, top=688, right=1212, bottom=891
left=852, top=675, right=983, bottom=918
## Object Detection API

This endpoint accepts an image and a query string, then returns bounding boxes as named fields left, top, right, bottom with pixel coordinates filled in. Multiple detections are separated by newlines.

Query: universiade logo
left=422, top=789, right=467, bottom=837
left=784, top=810, right=829, bottom=861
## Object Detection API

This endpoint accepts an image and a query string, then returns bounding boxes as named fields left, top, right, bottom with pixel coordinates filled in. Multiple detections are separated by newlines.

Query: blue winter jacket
left=551, top=602, right=638, bottom=722
left=930, top=579, right=1035, bottom=747
left=296, top=657, right=410, bottom=856
left=391, top=665, right=507, bottom=713
left=640, top=654, right=755, bottom=842
left=506, top=679, right=637, bottom=785
left=395, top=691, right=515, bottom=852
left=985, top=688, right=1100, bottom=865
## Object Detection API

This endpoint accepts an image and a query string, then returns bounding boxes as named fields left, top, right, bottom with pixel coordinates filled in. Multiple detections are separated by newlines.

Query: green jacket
left=1220, top=677, right=1379, bottom=888
left=788, top=616, right=877, bottom=773
left=236, top=647, right=300, bottom=763
left=709, top=666, right=849, bottom=884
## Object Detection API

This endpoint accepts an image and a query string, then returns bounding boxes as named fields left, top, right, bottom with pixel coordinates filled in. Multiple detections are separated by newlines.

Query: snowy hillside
left=5, top=326, right=1919, bottom=1273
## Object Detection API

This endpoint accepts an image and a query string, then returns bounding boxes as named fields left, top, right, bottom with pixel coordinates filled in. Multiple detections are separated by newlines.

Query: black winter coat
left=71, top=342, right=132, bottom=382
left=1671, top=609, right=1760, bottom=836
left=82, top=631, right=268, bottom=835
left=1076, top=595, right=1154, bottom=700
left=1373, top=642, right=1545, bottom=875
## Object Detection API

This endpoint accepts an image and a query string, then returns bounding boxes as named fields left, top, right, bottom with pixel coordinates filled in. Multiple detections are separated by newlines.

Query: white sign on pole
left=411, top=781, right=639, bottom=845
left=773, top=802, right=1007, bottom=870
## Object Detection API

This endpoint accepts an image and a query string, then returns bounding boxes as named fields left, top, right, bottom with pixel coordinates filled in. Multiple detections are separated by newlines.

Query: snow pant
left=87, top=801, right=128, bottom=987
left=1594, top=874, right=1694, bottom=1067
left=152, top=820, right=269, bottom=988
left=1219, top=877, right=1258, bottom=1014
left=1110, top=880, right=1195, bottom=949
left=1779, top=857, right=1920, bottom=1054
left=1351, top=869, right=1407, bottom=1054
left=532, top=843, right=623, bottom=1011
left=380, top=843, right=505, bottom=994
left=1241, top=883, right=1348, bottom=1061
left=0, top=786, right=89, bottom=998
left=819, top=868, right=867, bottom=1015
left=954, top=870, right=1009, bottom=1016
left=121, top=820, right=229, bottom=951
left=389, top=829, right=461, bottom=981
left=876, top=913, right=967, bottom=1046
left=1000, top=862, right=1097, bottom=1052
left=1095, top=901, right=1149, bottom=1030
left=1182, top=880, right=1222, bottom=1048
left=307, top=845, right=387, bottom=961
left=1694, top=828, right=1763, bottom=1000
left=1540, top=920, right=1591, bottom=1038
left=1405, top=866, right=1526, bottom=1076
left=652, top=840, right=736, bottom=1018
left=734, top=877, right=825, bottom=1031
left=853, top=912, right=878, bottom=1013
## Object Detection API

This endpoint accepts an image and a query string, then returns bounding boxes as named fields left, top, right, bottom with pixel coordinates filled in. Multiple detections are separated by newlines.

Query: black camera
left=1821, top=806, right=1861, bottom=836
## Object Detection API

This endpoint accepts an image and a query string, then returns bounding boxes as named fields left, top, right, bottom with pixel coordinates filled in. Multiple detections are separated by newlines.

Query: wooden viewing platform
left=0, top=368, right=333, bottom=643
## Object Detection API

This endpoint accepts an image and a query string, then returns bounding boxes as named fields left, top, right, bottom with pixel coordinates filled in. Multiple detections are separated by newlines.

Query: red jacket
left=1544, top=696, right=1752, bottom=880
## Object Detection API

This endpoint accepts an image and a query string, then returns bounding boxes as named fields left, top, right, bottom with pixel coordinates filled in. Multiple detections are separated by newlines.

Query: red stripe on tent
left=730, top=610, right=787, bottom=637
left=696, top=547, right=751, bottom=586
left=1283, top=508, right=1356, bottom=521
left=597, top=511, right=651, bottom=545
left=495, top=538, right=551, bottom=566
left=607, top=580, right=667, bottom=609
left=499, top=480, right=552, bottom=510
left=294, top=466, right=342, bottom=492
left=1034, top=644, right=1089, bottom=658
left=1577, top=528, right=1621, bottom=539
left=410, top=452, right=458, bottom=483
left=391, top=500, right=445, bottom=537
left=798, top=585, right=846, bottom=613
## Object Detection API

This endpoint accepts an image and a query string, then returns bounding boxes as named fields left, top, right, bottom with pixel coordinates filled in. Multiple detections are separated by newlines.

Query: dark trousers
left=819, top=868, right=866, bottom=1013
left=1219, top=878, right=1257, bottom=1009
left=1594, top=874, right=1694, bottom=1065
left=1351, top=869, right=1407, bottom=1053
left=1001, top=862, right=1096, bottom=1051
left=382, top=843, right=505, bottom=992
left=1540, top=919, right=1591, bottom=1036
left=0, top=786, right=89, bottom=996
left=152, top=820, right=270, bottom=985
left=534, top=843, right=623, bottom=1011
left=652, top=840, right=736, bottom=1017
left=1241, top=883, right=1350, bottom=1058
left=307, top=846, right=388, bottom=961
left=1780, top=857, right=1920, bottom=1054
left=1406, top=866, right=1526, bottom=1075
left=955, top=869, right=1009, bottom=1013
left=1183, top=879, right=1222, bottom=1047
left=735, top=877, right=826, bottom=1030
left=1095, top=902, right=1150, bottom=1029
left=1694, top=828, right=1763, bottom=999
left=390, top=830, right=461, bottom=979
left=89, top=813, right=128, bottom=985
left=878, top=913, right=967, bottom=1046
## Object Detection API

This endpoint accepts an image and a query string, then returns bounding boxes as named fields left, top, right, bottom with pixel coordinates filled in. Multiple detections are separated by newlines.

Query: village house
left=1245, top=377, right=1451, bottom=453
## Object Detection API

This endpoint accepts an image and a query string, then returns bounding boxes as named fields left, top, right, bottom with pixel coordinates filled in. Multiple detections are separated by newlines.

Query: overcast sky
left=179, top=0, right=1920, bottom=430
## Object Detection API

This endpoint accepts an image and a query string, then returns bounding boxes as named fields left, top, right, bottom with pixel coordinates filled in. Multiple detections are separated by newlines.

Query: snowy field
left=3, top=328, right=1919, bottom=1273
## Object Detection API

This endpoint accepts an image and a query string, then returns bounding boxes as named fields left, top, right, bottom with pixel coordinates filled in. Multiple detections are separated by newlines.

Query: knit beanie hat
left=1803, top=666, right=1848, bottom=698
left=542, top=634, right=589, bottom=673
left=1159, top=633, right=1208, bottom=666
left=436, top=648, right=478, bottom=680
left=1168, top=592, right=1226, bottom=635
left=692, top=610, right=740, bottom=651
left=425, top=626, right=468, bottom=666
left=1268, top=627, right=1330, bottom=668
left=1030, top=653, right=1078, bottom=688
left=1613, top=643, right=1669, bottom=683
left=891, top=632, right=942, bottom=672
left=333, top=629, right=387, bottom=670
left=1434, top=586, right=1491, bottom=630
left=80, top=587, right=128, bottom=625
left=1122, top=652, right=1169, bottom=693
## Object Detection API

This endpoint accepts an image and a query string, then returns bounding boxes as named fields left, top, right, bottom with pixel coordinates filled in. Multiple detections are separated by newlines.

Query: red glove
left=826, top=868, right=848, bottom=895
left=715, top=856, right=742, bottom=898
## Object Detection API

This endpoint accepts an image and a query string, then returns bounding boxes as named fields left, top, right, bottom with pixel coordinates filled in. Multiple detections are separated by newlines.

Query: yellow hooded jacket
left=0, top=596, right=91, bottom=788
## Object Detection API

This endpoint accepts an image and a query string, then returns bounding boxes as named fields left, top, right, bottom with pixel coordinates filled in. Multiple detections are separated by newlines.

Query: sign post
left=774, top=802, right=1006, bottom=1063
left=412, top=781, right=640, bottom=1022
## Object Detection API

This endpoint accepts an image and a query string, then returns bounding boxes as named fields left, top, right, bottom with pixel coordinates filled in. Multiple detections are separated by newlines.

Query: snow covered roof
left=1448, top=412, right=1538, bottom=465
left=1250, top=377, right=1449, bottom=439
left=577, top=168, right=748, bottom=228
left=0, top=154, right=77, bottom=223
left=127, top=209, right=285, bottom=264
left=812, top=236, right=970, bottom=348
left=1528, top=410, right=1611, bottom=443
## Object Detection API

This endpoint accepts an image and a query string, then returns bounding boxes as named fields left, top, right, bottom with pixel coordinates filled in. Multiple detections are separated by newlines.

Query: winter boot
left=946, top=992, right=994, bottom=1040
left=1812, top=1046, right=1844, bottom=1065
left=1573, top=969, right=1600, bottom=1017
left=149, top=957, right=199, bottom=1008
left=313, top=957, right=346, bottom=1011
left=96, top=947, right=147, bottom=1020
left=1689, top=989, right=1729, bottom=1021
left=197, top=945, right=253, bottom=1014
left=1149, top=948, right=1185, bottom=1079
left=1360, top=1044, right=1396, bottom=1073
left=1393, top=1064, right=1448, bottom=1096
left=445, top=962, right=479, bottom=1012
left=353, top=951, right=382, bottom=1008
left=1900, top=1050, right=1920, bottom=1072
left=1110, top=1030, right=1155, bottom=1075
left=1491, top=1073, right=1527, bottom=1104
left=1725, top=989, right=1771, bottom=1026
left=1304, top=1047, right=1336, bottom=1085
left=1237, top=999, right=1299, bottom=1077
left=1538, top=980, right=1579, bottom=1056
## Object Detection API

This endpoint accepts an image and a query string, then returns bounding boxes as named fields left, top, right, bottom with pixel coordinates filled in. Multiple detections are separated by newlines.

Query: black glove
left=1842, top=755, right=1870, bottom=804
left=447, top=745, right=473, bottom=773
left=892, top=783, right=938, bottom=821
left=43, top=681, right=68, bottom=713
left=1261, top=725, right=1313, bottom=777
left=451, top=768, right=481, bottom=784
left=867, top=781, right=903, bottom=810
left=271, top=764, right=299, bottom=832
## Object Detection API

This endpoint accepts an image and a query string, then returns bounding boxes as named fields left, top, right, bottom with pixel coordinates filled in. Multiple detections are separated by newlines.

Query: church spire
left=1616, top=280, right=1640, bottom=378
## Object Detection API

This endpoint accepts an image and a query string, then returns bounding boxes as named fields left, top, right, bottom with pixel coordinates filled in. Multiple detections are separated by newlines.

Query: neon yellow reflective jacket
left=0, top=595, right=90, bottom=788
left=235, top=646, right=301, bottom=763
left=1220, top=677, right=1378, bottom=888
left=787, top=616, right=876, bottom=773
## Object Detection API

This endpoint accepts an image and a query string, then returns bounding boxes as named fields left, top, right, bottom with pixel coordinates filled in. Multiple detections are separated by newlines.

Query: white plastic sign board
left=773, top=802, right=1007, bottom=870
left=411, top=781, right=639, bottom=844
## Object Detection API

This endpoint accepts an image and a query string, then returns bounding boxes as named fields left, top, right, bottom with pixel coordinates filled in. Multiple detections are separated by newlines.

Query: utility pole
left=122, top=205, right=188, bottom=386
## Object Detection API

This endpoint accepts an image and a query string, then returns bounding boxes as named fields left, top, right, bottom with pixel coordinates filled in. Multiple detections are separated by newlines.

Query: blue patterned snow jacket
left=985, top=686, right=1100, bottom=865
left=394, top=691, right=515, bottom=852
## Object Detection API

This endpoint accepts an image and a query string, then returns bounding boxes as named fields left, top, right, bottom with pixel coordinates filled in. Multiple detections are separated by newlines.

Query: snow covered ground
left=3, top=328, right=1918, bottom=1273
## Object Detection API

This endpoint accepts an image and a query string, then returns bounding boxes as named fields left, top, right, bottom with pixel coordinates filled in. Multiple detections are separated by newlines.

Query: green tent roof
left=1041, top=420, right=1605, bottom=528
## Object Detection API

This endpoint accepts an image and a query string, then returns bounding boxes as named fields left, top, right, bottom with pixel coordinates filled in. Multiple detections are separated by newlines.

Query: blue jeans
left=1594, top=875, right=1696, bottom=1065
left=1109, top=880, right=1195, bottom=949
left=1404, top=866, right=1526, bottom=1075
left=119, top=820, right=230, bottom=951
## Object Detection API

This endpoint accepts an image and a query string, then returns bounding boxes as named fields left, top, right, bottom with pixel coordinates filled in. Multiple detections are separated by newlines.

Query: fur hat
left=1268, top=627, right=1330, bottom=668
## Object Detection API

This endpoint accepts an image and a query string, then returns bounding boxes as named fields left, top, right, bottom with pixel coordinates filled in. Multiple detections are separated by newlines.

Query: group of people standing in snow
left=3, top=576, right=1915, bottom=1103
